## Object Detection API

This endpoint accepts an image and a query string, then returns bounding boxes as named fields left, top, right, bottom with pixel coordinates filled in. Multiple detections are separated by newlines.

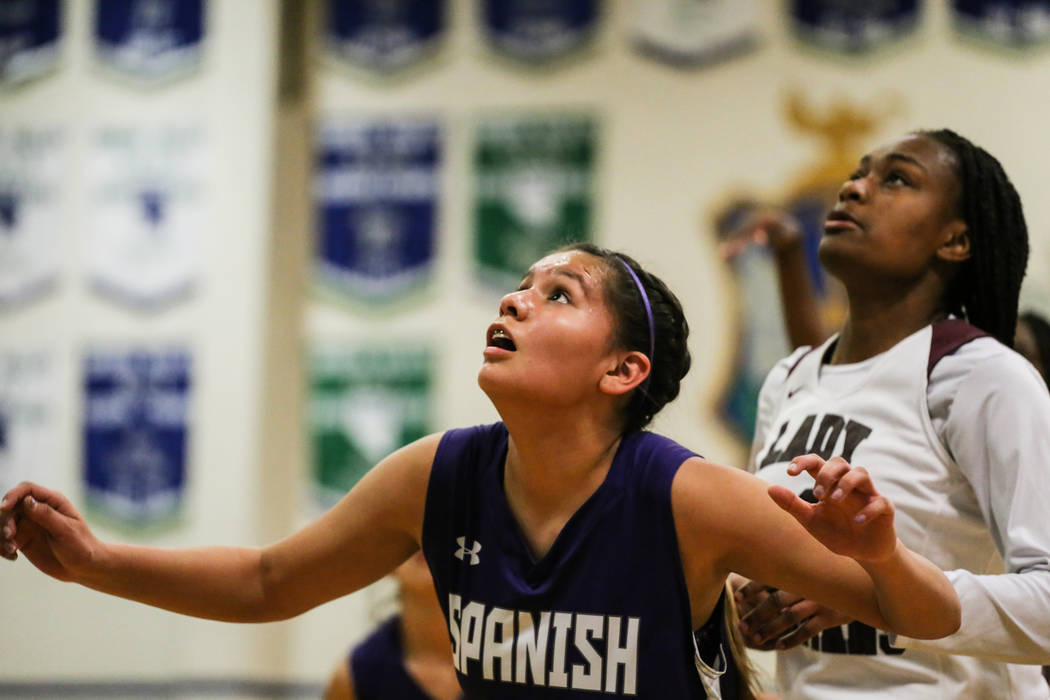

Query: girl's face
left=819, top=134, right=967, bottom=288
left=478, top=250, right=622, bottom=408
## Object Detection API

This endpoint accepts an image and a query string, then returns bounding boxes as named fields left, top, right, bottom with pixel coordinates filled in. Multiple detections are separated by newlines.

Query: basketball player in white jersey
left=731, top=129, right=1050, bottom=699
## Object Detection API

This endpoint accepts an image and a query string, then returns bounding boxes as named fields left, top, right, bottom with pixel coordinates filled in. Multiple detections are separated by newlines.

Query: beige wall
left=1, top=0, right=1048, bottom=692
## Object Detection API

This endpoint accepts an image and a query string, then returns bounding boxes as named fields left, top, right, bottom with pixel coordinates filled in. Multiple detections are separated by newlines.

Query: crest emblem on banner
left=94, top=0, right=204, bottom=86
left=315, top=117, right=440, bottom=305
left=710, top=92, right=898, bottom=444
left=632, top=0, right=759, bottom=68
left=482, top=0, right=601, bottom=64
left=0, top=0, right=62, bottom=88
left=87, top=124, right=205, bottom=308
left=0, top=126, right=63, bottom=307
left=790, top=0, right=922, bottom=54
left=323, top=0, right=446, bottom=74
left=951, top=0, right=1050, bottom=49
left=83, top=348, right=191, bottom=528
left=473, top=114, right=596, bottom=291
left=0, top=349, right=56, bottom=494
left=309, top=345, right=431, bottom=510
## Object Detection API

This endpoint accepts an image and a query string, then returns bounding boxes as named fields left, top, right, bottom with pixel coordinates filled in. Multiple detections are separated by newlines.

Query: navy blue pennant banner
left=473, top=113, right=596, bottom=292
left=789, top=0, right=922, bottom=54
left=315, top=117, right=440, bottom=305
left=0, top=349, right=56, bottom=494
left=323, top=0, right=446, bottom=74
left=632, top=0, right=760, bottom=68
left=86, top=124, right=205, bottom=308
left=0, top=126, right=63, bottom=308
left=0, top=0, right=62, bottom=87
left=951, top=0, right=1050, bottom=48
left=309, top=345, right=432, bottom=511
left=94, top=0, right=204, bottom=86
left=83, top=347, right=191, bottom=529
left=481, top=0, right=601, bottom=64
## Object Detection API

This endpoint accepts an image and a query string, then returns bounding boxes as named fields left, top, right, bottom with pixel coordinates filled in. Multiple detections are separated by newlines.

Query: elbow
left=906, top=598, right=962, bottom=641
left=252, top=547, right=307, bottom=623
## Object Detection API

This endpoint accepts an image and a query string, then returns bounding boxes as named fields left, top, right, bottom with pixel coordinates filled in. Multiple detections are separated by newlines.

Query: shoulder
left=930, top=336, right=1046, bottom=407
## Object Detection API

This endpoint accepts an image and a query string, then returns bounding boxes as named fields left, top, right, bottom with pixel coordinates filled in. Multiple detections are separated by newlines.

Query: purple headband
left=617, top=258, right=655, bottom=372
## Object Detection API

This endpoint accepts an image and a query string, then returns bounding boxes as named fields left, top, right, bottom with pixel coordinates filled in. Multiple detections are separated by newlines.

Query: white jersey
left=750, top=321, right=1050, bottom=699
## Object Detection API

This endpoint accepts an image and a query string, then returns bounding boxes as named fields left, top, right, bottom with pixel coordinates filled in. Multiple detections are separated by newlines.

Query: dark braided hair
left=559, top=243, right=692, bottom=433
left=918, top=129, right=1029, bottom=347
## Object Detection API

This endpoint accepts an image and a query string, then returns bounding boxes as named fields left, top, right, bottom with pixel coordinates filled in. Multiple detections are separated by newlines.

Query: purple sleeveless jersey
left=421, top=422, right=721, bottom=698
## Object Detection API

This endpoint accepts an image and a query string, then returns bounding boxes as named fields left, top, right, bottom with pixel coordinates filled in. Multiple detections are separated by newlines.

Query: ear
left=599, top=351, right=651, bottom=397
left=936, top=220, right=971, bottom=263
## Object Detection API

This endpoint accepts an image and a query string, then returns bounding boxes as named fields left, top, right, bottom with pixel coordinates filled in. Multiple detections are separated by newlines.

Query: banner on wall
left=631, top=0, right=759, bottom=68
left=323, top=0, right=446, bottom=74
left=789, top=0, right=922, bottom=54
left=309, top=345, right=432, bottom=510
left=0, top=349, right=56, bottom=494
left=83, top=347, right=191, bottom=528
left=473, top=113, right=596, bottom=291
left=482, top=0, right=601, bottom=64
left=86, top=124, right=205, bottom=308
left=0, top=0, right=62, bottom=87
left=315, top=117, right=440, bottom=305
left=951, top=0, right=1050, bottom=48
left=94, top=0, right=204, bottom=86
left=0, top=126, right=63, bottom=308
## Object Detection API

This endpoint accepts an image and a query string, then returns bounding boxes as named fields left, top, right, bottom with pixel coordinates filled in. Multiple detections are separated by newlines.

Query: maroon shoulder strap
left=928, top=319, right=987, bottom=379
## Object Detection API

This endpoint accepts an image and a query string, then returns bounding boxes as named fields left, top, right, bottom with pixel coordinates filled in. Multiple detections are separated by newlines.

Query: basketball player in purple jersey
left=2, top=244, right=960, bottom=698
left=728, top=130, right=1050, bottom=699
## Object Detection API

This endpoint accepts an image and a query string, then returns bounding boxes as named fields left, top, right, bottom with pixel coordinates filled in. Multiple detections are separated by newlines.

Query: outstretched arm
left=720, top=206, right=828, bottom=349
left=675, top=454, right=960, bottom=640
left=0, top=433, right=440, bottom=623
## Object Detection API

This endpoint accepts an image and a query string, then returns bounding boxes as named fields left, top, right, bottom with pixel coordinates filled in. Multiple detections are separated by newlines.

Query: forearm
left=894, top=569, right=1050, bottom=663
left=78, top=541, right=278, bottom=623
left=860, top=540, right=961, bottom=640
left=774, top=243, right=827, bottom=349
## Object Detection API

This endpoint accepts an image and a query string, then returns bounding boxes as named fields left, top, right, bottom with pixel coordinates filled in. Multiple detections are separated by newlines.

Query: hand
left=1, top=482, right=101, bottom=582
left=734, top=578, right=852, bottom=650
left=718, top=205, right=803, bottom=261
left=767, top=454, right=897, bottom=562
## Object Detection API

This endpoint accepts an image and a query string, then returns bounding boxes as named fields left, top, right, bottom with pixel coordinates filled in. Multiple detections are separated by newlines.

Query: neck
left=833, top=277, right=949, bottom=363
left=497, top=403, right=624, bottom=558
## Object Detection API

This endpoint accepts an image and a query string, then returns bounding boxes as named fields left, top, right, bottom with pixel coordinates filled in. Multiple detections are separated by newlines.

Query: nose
left=499, top=289, right=532, bottom=320
left=837, top=175, right=867, bottom=203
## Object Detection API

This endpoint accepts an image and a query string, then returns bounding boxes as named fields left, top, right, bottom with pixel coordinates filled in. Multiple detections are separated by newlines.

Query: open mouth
left=487, top=326, right=517, bottom=351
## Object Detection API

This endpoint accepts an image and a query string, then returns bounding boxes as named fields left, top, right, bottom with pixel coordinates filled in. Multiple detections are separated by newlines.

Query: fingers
left=4, top=482, right=79, bottom=519
left=767, top=484, right=812, bottom=525
left=739, top=589, right=806, bottom=645
left=771, top=603, right=847, bottom=650
left=851, top=495, right=893, bottom=525
left=788, top=455, right=878, bottom=503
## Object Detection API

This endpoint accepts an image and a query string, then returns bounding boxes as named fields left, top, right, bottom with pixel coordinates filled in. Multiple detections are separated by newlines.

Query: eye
left=848, top=168, right=866, bottom=181
left=884, top=170, right=911, bottom=186
left=549, top=288, right=571, bottom=304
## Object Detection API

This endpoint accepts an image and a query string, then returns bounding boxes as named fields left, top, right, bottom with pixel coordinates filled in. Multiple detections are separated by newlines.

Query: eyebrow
left=860, top=152, right=928, bottom=172
left=520, top=266, right=591, bottom=297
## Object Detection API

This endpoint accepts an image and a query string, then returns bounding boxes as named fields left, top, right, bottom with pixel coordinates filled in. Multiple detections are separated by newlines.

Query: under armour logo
left=454, top=536, right=482, bottom=565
